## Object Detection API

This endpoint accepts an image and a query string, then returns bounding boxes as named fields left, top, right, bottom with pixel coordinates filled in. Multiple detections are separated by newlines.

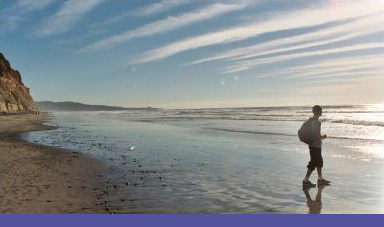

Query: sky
left=1, top=0, right=383, bottom=109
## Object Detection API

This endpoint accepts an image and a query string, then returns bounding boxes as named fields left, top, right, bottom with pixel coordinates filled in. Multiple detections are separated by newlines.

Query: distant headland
left=36, top=101, right=158, bottom=112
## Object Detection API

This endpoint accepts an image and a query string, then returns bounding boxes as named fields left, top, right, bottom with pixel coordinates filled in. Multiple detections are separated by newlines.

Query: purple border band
left=1, top=214, right=383, bottom=227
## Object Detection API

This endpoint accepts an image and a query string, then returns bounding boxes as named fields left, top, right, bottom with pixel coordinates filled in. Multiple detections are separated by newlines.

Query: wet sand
left=0, top=115, right=109, bottom=214
left=24, top=113, right=384, bottom=214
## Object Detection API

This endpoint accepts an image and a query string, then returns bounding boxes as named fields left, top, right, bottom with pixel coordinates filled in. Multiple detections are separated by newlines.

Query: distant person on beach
left=302, top=105, right=331, bottom=188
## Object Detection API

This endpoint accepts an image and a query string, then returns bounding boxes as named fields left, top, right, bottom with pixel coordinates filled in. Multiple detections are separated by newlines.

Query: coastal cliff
left=0, top=53, right=39, bottom=114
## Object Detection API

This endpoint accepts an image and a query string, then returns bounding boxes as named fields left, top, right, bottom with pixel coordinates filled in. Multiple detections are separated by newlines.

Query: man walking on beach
left=302, top=105, right=331, bottom=188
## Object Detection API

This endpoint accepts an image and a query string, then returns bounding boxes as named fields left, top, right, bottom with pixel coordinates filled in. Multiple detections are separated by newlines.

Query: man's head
left=312, top=105, right=322, bottom=116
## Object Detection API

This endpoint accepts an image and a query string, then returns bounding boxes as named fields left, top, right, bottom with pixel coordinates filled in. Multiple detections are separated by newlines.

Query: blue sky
left=1, top=0, right=383, bottom=108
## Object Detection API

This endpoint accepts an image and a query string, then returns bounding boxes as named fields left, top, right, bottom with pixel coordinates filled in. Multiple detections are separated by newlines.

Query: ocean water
left=24, top=104, right=384, bottom=213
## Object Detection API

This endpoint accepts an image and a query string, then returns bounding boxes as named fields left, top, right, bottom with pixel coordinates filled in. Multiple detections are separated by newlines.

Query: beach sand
left=0, top=115, right=108, bottom=214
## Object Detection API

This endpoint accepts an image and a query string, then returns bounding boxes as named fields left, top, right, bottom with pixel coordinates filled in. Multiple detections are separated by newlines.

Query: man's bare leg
left=317, top=167, right=323, bottom=181
left=304, top=168, right=313, bottom=182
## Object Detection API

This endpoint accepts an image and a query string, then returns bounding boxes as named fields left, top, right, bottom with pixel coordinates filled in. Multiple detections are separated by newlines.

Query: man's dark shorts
left=307, top=146, right=323, bottom=170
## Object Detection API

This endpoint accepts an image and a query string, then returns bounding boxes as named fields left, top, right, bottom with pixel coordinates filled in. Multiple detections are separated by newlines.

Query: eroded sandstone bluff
left=1, top=53, right=39, bottom=114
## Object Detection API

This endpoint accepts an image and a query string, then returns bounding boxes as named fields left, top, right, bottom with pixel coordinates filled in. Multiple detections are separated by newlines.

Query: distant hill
left=36, top=101, right=155, bottom=112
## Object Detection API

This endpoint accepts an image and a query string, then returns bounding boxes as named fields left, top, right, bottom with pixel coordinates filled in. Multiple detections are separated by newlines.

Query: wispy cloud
left=239, top=54, right=383, bottom=85
left=92, top=0, right=189, bottom=27
left=79, top=3, right=246, bottom=53
left=133, top=0, right=188, bottom=16
left=287, top=66, right=383, bottom=80
left=188, top=14, right=383, bottom=65
left=92, top=12, right=131, bottom=27
left=131, top=1, right=383, bottom=64
left=16, top=0, right=55, bottom=11
left=34, top=0, right=105, bottom=37
left=283, top=56, right=383, bottom=78
left=3, top=0, right=55, bottom=32
left=223, top=43, right=383, bottom=73
left=295, top=73, right=379, bottom=85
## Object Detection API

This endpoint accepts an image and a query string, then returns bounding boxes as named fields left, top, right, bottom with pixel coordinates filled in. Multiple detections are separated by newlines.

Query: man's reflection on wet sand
left=303, top=185, right=327, bottom=214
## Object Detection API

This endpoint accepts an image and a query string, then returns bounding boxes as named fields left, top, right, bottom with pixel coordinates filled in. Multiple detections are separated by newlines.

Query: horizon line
left=36, top=100, right=383, bottom=110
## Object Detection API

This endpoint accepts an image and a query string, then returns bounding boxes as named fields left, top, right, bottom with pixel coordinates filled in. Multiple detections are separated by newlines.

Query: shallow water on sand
left=25, top=113, right=384, bottom=213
